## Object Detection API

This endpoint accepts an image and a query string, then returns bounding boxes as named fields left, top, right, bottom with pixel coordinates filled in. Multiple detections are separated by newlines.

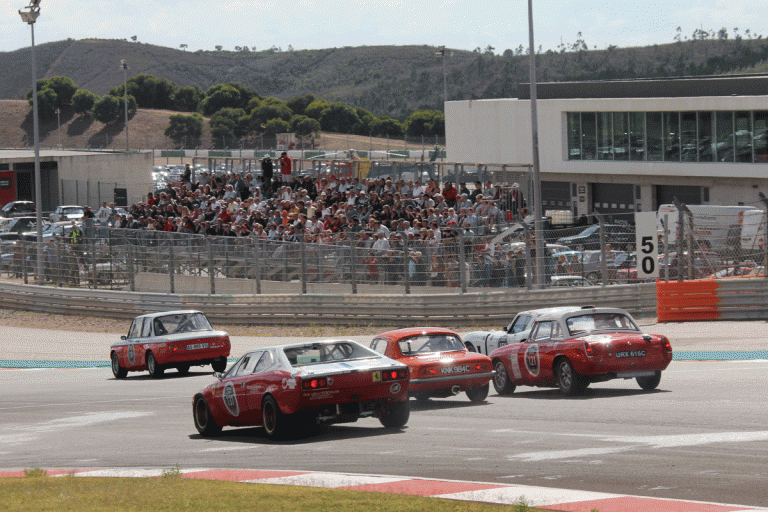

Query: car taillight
left=169, top=344, right=179, bottom=353
left=302, top=377, right=328, bottom=390
left=584, top=342, right=595, bottom=357
left=474, top=362, right=491, bottom=372
left=422, top=367, right=439, bottom=376
left=383, top=369, right=407, bottom=381
left=663, top=338, right=672, bottom=353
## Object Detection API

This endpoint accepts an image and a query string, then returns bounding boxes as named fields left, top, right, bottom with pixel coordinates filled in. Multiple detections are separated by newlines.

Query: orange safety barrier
left=657, top=279, right=721, bottom=322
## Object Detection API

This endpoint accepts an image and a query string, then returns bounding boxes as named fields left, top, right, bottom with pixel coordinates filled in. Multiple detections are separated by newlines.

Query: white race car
left=463, top=307, right=583, bottom=355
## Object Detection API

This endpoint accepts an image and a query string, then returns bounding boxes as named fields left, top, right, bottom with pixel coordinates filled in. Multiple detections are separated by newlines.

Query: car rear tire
left=177, top=364, right=190, bottom=376
left=637, top=371, right=662, bottom=390
left=262, top=395, right=286, bottom=440
left=379, top=400, right=410, bottom=428
left=211, top=357, right=227, bottom=373
left=466, top=382, right=490, bottom=402
left=146, top=352, right=164, bottom=379
left=492, top=359, right=516, bottom=395
left=193, top=395, right=222, bottom=437
left=111, top=352, right=127, bottom=379
left=557, top=358, right=585, bottom=396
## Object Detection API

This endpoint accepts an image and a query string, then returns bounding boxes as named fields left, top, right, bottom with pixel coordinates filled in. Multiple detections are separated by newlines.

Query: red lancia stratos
left=193, top=339, right=410, bottom=439
left=110, top=310, right=230, bottom=379
left=370, top=327, right=494, bottom=402
left=490, top=306, right=673, bottom=396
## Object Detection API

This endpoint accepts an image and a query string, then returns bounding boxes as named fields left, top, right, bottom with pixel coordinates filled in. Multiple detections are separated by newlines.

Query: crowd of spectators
left=96, top=161, right=533, bottom=287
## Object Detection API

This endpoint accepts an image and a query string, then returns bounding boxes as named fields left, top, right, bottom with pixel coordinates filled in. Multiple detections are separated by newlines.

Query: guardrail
left=0, top=281, right=657, bottom=327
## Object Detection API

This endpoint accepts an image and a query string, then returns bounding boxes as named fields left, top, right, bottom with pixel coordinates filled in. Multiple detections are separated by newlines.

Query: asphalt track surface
left=1, top=321, right=768, bottom=510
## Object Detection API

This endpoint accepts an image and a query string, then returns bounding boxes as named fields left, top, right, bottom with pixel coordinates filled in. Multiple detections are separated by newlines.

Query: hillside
left=3, top=37, right=768, bottom=119
left=0, top=100, right=431, bottom=152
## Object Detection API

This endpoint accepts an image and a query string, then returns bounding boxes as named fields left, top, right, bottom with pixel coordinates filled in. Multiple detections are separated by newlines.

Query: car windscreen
left=153, top=312, right=213, bottom=335
left=283, top=341, right=378, bottom=366
left=398, top=334, right=465, bottom=355
left=566, top=313, right=640, bottom=336
left=62, top=207, right=84, bottom=215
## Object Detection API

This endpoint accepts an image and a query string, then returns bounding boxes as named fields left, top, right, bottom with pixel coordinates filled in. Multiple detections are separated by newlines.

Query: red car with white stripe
left=110, top=310, right=230, bottom=379
left=490, top=306, right=673, bottom=396
left=371, top=327, right=494, bottom=402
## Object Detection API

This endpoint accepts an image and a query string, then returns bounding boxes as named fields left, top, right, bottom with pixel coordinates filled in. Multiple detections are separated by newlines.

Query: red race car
left=110, top=310, right=230, bottom=379
left=490, top=306, right=673, bottom=396
left=193, top=339, right=410, bottom=439
left=371, top=327, right=494, bottom=402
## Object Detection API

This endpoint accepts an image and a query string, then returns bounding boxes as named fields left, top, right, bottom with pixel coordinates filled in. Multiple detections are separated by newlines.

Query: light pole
left=18, top=0, right=44, bottom=285
left=55, top=107, right=61, bottom=148
left=121, top=59, right=129, bottom=151
left=435, top=46, right=448, bottom=106
left=528, top=0, right=545, bottom=287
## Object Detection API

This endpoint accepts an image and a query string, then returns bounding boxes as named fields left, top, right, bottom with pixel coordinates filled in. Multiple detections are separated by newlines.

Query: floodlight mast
left=19, top=0, right=44, bottom=284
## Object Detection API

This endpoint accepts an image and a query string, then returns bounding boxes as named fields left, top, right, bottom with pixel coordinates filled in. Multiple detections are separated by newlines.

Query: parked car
left=490, top=306, right=673, bottom=396
left=463, top=307, right=584, bottom=355
left=49, top=205, right=85, bottom=223
left=370, top=327, right=493, bottom=402
left=0, top=201, right=35, bottom=218
left=110, top=310, right=231, bottom=379
left=192, top=339, right=410, bottom=439
left=556, top=224, right=635, bottom=250
left=21, top=221, right=79, bottom=242
left=0, top=216, right=40, bottom=241
left=550, top=275, right=594, bottom=287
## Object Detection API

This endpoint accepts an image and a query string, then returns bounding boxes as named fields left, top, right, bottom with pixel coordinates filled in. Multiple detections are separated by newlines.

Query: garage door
left=541, top=181, right=572, bottom=210
left=591, top=183, right=635, bottom=221
left=654, top=185, right=704, bottom=208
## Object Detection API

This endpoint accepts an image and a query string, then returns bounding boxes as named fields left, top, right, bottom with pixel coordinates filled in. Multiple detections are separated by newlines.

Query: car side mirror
left=121, top=335, right=126, bottom=340
left=213, top=372, right=224, bottom=380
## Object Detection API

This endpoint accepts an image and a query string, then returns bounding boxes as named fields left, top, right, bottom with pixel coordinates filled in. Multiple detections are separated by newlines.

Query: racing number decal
left=524, top=344, right=540, bottom=377
left=222, top=382, right=239, bottom=417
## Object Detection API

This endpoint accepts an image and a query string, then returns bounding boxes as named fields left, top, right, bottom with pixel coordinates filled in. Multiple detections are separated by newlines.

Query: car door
left=218, top=351, right=264, bottom=424
left=132, top=317, right=153, bottom=368
left=517, top=320, right=557, bottom=385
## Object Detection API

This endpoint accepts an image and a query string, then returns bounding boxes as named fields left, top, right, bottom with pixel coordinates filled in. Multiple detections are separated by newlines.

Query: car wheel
left=146, top=352, right=164, bottom=379
left=637, top=371, right=662, bottom=390
left=211, top=357, right=227, bottom=373
left=379, top=400, right=410, bottom=428
left=586, top=271, right=599, bottom=284
left=465, top=382, right=490, bottom=402
left=556, top=358, right=585, bottom=396
left=177, top=364, right=190, bottom=376
left=193, top=395, right=222, bottom=437
left=464, top=342, right=477, bottom=352
left=111, top=352, right=127, bottom=379
left=262, top=395, right=285, bottom=440
left=492, top=359, right=516, bottom=395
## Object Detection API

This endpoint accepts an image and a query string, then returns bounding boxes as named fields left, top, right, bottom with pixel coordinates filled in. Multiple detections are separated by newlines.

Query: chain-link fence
left=4, top=203, right=765, bottom=292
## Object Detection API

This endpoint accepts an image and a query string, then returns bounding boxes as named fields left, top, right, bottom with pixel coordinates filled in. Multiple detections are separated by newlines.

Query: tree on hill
left=403, top=110, right=445, bottom=137
left=304, top=99, right=330, bottom=120
left=92, top=95, right=121, bottom=124
left=210, top=107, right=247, bottom=147
left=115, top=73, right=176, bottom=110
left=320, top=103, right=361, bottom=133
left=290, top=115, right=321, bottom=139
left=72, top=89, right=98, bottom=116
left=165, top=113, right=204, bottom=147
left=369, top=116, right=403, bottom=136
left=264, top=118, right=290, bottom=136
left=287, top=94, right=316, bottom=116
left=27, top=76, right=79, bottom=118
left=171, top=86, right=203, bottom=112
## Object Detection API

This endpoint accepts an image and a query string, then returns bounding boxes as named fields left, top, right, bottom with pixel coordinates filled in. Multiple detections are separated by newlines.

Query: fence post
left=301, top=234, right=307, bottom=294
left=208, top=241, right=215, bottom=295
left=350, top=236, right=357, bottom=294
left=598, top=214, right=606, bottom=288
left=403, top=236, right=410, bottom=295
left=256, top=240, right=262, bottom=294
left=90, top=240, right=97, bottom=289
left=169, top=242, right=175, bottom=294
left=128, top=242, right=135, bottom=292
left=524, top=223, right=532, bottom=290
left=21, top=238, right=28, bottom=284
left=459, top=230, right=467, bottom=293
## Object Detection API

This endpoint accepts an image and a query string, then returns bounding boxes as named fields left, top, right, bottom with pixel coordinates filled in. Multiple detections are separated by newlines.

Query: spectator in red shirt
left=279, top=152, right=292, bottom=182
left=442, top=182, right=458, bottom=208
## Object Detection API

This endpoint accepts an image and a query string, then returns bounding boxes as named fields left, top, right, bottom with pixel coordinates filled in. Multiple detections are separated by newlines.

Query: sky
left=2, top=0, right=768, bottom=55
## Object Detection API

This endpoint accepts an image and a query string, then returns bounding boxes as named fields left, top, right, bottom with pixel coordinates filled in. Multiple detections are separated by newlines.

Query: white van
left=657, top=204, right=758, bottom=251
left=740, top=209, right=766, bottom=254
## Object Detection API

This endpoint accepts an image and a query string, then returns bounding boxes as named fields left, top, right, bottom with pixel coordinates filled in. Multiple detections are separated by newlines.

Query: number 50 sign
left=634, top=212, right=659, bottom=279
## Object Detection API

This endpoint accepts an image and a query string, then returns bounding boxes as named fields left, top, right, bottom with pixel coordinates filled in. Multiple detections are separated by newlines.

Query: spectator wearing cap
left=470, top=181, right=483, bottom=204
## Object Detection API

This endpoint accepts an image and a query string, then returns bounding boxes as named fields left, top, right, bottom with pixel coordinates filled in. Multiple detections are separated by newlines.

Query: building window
left=613, top=112, right=629, bottom=161
left=754, top=111, right=768, bottom=163
left=566, top=109, right=768, bottom=164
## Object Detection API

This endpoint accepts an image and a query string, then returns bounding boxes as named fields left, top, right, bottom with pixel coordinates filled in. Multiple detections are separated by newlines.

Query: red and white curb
left=1, top=468, right=765, bottom=512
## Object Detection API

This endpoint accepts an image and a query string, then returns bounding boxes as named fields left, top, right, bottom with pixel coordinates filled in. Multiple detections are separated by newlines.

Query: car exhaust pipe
left=451, top=385, right=461, bottom=395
